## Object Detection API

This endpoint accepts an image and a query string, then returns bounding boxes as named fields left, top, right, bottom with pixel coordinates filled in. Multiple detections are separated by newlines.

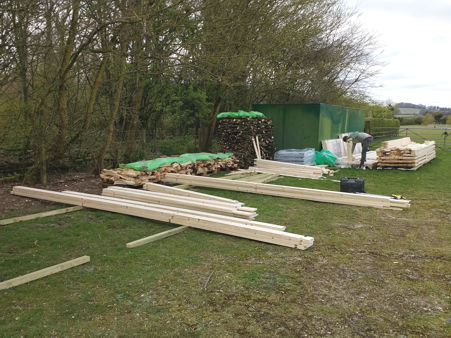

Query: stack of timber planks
left=102, top=186, right=258, bottom=220
left=216, top=117, right=275, bottom=168
left=250, top=159, right=332, bottom=179
left=11, top=186, right=314, bottom=250
left=376, top=137, right=436, bottom=170
left=100, top=157, right=239, bottom=186
left=162, top=174, right=410, bottom=210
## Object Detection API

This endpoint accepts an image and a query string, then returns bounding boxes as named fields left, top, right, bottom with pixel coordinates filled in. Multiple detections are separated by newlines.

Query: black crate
left=340, top=177, right=365, bottom=193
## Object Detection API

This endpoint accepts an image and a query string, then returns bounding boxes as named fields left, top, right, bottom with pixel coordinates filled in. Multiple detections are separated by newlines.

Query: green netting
left=315, top=149, right=337, bottom=166
left=216, top=110, right=266, bottom=119
left=120, top=152, right=233, bottom=171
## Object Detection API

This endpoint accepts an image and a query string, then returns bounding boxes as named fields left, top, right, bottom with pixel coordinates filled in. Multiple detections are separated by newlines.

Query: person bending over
left=342, top=132, right=373, bottom=168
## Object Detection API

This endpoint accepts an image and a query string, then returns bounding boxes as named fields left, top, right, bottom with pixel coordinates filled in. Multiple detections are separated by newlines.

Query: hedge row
left=364, top=118, right=400, bottom=136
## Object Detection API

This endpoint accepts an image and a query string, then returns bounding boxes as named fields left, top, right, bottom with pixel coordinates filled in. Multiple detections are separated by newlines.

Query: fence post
left=444, top=129, right=448, bottom=151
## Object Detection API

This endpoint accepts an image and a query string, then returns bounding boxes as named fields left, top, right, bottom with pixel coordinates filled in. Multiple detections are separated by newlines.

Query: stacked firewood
left=100, top=157, right=239, bottom=186
left=216, top=117, right=275, bottom=168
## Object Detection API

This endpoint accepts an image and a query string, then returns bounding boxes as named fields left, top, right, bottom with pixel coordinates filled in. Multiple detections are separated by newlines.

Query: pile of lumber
left=322, top=137, right=378, bottom=168
left=100, top=157, right=239, bottom=186
left=103, top=186, right=257, bottom=220
left=249, top=159, right=332, bottom=179
left=376, top=137, right=436, bottom=170
left=11, top=186, right=314, bottom=250
left=216, top=117, right=275, bottom=168
left=162, top=174, right=410, bottom=210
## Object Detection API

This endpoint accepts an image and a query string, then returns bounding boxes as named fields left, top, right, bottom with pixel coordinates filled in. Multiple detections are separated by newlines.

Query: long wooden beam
left=0, top=256, right=90, bottom=290
left=0, top=206, right=83, bottom=226
left=12, top=187, right=311, bottom=249
left=143, top=182, right=241, bottom=204
left=63, top=191, right=285, bottom=231
left=126, top=226, right=189, bottom=248
left=106, top=186, right=250, bottom=210
left=102, top=188, right=256, bottom=219
left=162, top=174, right=410, bottom=210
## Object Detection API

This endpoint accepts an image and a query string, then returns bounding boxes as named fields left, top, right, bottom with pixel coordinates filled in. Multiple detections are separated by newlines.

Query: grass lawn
left=1, top=150, right=450, bottom=335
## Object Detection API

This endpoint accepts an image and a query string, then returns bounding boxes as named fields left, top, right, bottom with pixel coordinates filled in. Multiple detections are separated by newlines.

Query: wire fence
left=370, top=126, right=450, bottom=151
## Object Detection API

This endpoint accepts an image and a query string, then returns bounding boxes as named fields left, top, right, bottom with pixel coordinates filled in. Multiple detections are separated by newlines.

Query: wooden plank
left=381, top=137, right=411, bottom=149
left=0, top=256, right=90, bottom=290
left=142, top=182, right=240, bottom=204
left=64, top=191, right=284, bottom=231
left=106, top=186, right=246, bottom=209
left=256, top=136, right=262, bottom=159
left=347, top=140, right=353, bottom=165
left=162, top=174, right=410, bottom=210
left=0, top=206, right=83, bottom=226
left=102, top=188, right=256, bottom=219
left=12, top=187, right=305, bottom=248
left=126, top=226, right=189, bottom=248
left=251, top=137, right=260, bottom=159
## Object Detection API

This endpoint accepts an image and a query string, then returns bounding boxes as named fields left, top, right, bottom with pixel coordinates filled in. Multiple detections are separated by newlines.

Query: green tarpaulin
left=120, top=152, right=234, bottom=171
left=217, top=110, right=266, bottom=119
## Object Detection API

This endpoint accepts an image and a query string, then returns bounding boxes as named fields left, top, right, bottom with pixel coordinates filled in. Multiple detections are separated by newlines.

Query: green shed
left=252, top=103, right=365, bottom=150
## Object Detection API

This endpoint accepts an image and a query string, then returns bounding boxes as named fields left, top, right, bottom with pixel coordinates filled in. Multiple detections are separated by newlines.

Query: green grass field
left=1, top=148, right=450, bottom=335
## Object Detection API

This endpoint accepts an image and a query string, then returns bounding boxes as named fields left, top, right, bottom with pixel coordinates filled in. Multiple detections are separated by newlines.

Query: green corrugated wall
left=252, top=103, right=365, bottom=150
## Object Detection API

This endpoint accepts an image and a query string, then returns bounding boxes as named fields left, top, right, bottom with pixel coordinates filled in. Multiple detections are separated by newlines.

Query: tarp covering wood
left=120, top=152, right=233, bottom=172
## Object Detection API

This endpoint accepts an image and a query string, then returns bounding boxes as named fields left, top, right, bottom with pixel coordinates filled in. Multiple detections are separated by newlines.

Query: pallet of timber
left=377, top=139, right=435, bottom=170
left=102, top=187, right=257, bottom=220
left=12, top=187, right=312, bottom=249
left=162, top=174, right=410, bottom=210
left=252, top=159, right=331, bottom=179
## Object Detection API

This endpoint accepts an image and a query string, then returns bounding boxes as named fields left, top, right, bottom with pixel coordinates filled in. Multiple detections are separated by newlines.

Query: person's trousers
left=360, top=136, right=373, bottom=167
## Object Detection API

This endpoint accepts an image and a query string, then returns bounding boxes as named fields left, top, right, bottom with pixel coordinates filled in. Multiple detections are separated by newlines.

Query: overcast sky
left=346, top=0, right=451, bottom=107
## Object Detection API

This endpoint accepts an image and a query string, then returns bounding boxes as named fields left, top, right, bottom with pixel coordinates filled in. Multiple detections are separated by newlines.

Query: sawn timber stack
left=162, top=174, right=410, bottom=210
left=376, top=137, right=436, bottom=170
left=250, top=159, right=332, bottom=179
left=11, top=186, right=313, bottom=250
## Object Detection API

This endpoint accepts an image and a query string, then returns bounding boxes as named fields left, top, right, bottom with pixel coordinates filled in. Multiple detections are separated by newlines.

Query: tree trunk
left=69, top=55, right=108, bottom=145
left=199, top=100, right=221, bottom=151
left=97, top=41, right=127, bottom=172
left=54, top=0, right=81, bottom=159
left=124, top=73, right=145, bottom=159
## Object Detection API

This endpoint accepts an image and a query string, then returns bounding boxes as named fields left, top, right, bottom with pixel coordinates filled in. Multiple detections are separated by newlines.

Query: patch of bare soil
left=0, top=172, right=103, bottom=218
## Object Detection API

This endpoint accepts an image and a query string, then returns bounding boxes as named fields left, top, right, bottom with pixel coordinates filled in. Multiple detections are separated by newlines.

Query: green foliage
left=422, top=113, right=435, bottom=125
left=447, top=115, right=451, bottom=124
left=397, top=116, right=423, bottom=125
left=433, top=112, right=443, bottom=123
left=364, top=104, right=395, bottom=119
left=364, top=118, right=400, bottom=134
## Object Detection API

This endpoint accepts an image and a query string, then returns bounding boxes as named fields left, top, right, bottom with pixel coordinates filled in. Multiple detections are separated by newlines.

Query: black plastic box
left=340, top=177, right=365, bottom=193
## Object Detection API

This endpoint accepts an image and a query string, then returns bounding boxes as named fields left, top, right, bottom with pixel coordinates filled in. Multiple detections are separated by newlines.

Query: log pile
left=376, top=137, right=436, bottom=170
left=216, top=117, right=275, bottom=168
left=100, top=157, right=239, bottom=186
